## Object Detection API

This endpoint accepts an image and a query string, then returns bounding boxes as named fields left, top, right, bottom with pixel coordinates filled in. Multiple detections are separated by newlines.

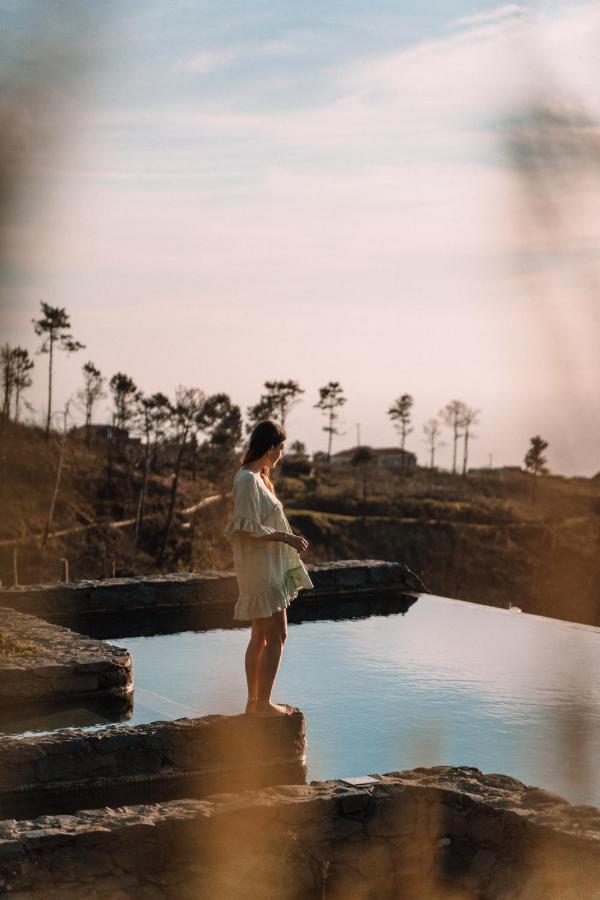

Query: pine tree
left=33, top=302, right=84, bottom=439
left=314, top=382, right=347, bottom=462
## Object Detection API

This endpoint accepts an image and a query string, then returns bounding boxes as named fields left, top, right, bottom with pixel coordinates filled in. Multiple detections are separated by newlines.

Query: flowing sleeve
left=224, top=473, right=277, bottom=539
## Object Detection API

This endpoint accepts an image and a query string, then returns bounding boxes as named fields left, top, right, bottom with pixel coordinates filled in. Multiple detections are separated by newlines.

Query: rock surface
left=0, top=607, right=131, bottom=707
left=0, top=560, right=425, bottom=622
left=0, top=709, right=306, bottom=820
left=0, top=766, right=598, bottom=899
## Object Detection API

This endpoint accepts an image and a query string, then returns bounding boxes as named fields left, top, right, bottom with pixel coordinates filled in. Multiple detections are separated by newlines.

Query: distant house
left=330, top=447, right=417, bottom=468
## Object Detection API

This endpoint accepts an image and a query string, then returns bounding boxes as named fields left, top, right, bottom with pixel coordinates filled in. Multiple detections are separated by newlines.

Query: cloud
left=178, top=49, right=235, bottom=74
left=5, top=1, right=600, bottom=472
left=455, top=4, right=528, bottom=29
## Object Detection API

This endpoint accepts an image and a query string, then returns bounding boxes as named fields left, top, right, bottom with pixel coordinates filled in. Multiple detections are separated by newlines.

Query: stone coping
left=0, top=560, right=425, bottom=621
left=0, top=607, right=131, bottom=708
left=0, top=766, right=598, bottom=898
left=0, top=709, right=306, bottom=820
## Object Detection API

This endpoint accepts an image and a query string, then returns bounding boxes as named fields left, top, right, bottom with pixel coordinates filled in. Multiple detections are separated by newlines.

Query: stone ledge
left=0, top=709, right=306, bottom=820
left=0, top=560, right=425, bottom=622
left=0, top=608, right=132, bottom=708
left=0, top=767, right=598, bottom=898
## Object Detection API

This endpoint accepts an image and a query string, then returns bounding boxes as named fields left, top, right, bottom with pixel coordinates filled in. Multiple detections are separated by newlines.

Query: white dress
left=224, top=468, right=314, bottom=620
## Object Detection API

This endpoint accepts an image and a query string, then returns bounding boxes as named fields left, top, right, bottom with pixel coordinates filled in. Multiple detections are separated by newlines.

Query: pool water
left=7, top=594, right=600, bottom=808
left=98, top=593, right=600, bottom=808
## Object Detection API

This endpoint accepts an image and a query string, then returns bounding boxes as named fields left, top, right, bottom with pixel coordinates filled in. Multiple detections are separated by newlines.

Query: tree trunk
left=462, top=428, right=469, bottom=476
left=135, top=436, right=151, bottom=550
left=42, top=420, right=67, bottom=548
left=45, top=337, right=54, bottom=440
left=157, top=433, right=187, bottom=567
left=327, top=410, right=333, bottom=462
left=14, top=384, right=20, bottom=422
left=452, top=423, right=459, bottom=474
left=2, top=354, right=12, bottom=420
left=531, top=473, right=538, bottom=505
left=85, top=398, right=92, bottom=445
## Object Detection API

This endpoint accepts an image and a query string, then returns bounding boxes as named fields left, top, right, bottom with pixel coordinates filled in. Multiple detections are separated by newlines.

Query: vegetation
left=1, top=302, right=597, bottom=629
left=247, top=380, right=304, bottom=431
left=1, top=416, right=598, bottom=630
left=422, top=417, right=444, bottom=469
left=0, top=630, right=40, bottom=658
left=525, top=435, right=549, bottom=504
left=1, top=345, right=34, bottom=422
left=32, top=302, right=84, bottom=439
left=314, top=381, right=346, bottom=462
left=77, top=362, right=106, bottom=445
left=387, top=394, right=413, bottom=460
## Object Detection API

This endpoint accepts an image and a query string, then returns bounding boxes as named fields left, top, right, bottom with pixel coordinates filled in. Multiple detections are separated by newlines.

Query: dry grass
left=0, top=630, right=40, bottom=657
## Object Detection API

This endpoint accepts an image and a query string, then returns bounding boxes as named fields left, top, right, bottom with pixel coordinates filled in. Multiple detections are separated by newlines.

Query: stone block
left=117, top=749, right=163, bottom=775
left=338, top=792, right=372, bottom=815
left=0, top=764, right=37, bottom=791
left=35, top=753, right=117, bottom=783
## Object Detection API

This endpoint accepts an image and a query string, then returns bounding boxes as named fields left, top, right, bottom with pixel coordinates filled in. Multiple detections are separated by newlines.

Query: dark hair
left=241, top=419, right=286, bottom=493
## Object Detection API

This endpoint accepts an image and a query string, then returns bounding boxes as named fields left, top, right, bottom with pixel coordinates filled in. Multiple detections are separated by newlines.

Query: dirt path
left=0, top=494, right=226, bottom=549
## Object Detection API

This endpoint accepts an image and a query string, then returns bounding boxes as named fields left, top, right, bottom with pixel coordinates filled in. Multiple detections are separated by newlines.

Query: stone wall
left=0, top=607, right=131, bottom=708
left=0, top=766, right=599, bottom=899
left=0, top=709, right=306, bottom=821
left=0, top=560, right=425, bottom=624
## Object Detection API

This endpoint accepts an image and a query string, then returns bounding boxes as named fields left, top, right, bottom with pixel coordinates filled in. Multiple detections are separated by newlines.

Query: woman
left=225, top=420, right=314, bottom=718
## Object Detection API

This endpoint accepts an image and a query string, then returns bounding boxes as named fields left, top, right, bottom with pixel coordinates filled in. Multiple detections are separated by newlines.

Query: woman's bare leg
left=245, top=620, right=266, bottom=713
left=253, top=609, right=291, bottom=718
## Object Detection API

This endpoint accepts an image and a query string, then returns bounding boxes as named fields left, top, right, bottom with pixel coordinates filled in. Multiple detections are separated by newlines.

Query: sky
left=2, top=0, right=600, bottom=475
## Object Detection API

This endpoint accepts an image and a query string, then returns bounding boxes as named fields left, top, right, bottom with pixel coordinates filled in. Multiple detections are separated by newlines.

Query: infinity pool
left=10, top=594, right=600, bottom=807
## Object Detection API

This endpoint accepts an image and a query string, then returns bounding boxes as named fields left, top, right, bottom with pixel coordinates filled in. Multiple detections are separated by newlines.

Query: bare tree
left=461, top=406, right=481, bottom=476
left=387, top=394, right=414, bottom=465
left=157, top=387, right=206, bottom=567
left=33, top=302, right=84, bottom=439
left=524, top=435, right=549, bottom=504
left=314, top=381, right=347, bottom=462
left=77, top=361, right=105, bottom=444
left=422, top=417, right=444, bottom=470
left=440, top=399, right=467, bottom=474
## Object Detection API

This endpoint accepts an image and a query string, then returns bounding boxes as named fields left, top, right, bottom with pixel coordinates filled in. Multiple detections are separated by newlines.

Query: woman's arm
left=240, top=530, right=308, bottom=552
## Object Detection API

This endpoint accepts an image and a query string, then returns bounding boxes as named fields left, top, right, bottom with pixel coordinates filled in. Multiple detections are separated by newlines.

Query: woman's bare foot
left=252, top=701, right=292, bottom=718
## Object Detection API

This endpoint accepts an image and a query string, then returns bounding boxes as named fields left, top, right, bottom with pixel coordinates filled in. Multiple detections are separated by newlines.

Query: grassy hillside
left=0, top=420, right=228, bottom=584
left=278, top=466, right=600, bottom=625
left=1, top=421, right=598, bottom=626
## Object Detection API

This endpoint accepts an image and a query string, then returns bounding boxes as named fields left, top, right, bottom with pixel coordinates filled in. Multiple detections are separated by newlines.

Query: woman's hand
left=285, top=533, right=308, bottom=554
